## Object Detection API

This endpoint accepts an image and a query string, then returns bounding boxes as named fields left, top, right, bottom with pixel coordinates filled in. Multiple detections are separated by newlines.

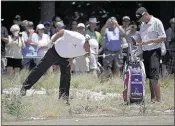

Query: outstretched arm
left=51, top=29, right=64, bottom=42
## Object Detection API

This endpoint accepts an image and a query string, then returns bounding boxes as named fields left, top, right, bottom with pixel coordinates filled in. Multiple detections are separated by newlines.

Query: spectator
left=22, top=21, right=38, bottom=71
left=166, top=17, right=175, bottom=74
left=101, top=17, right=125, bottom=77
left=166, top=18, right=175, bottom=53
left=6, top=24, right=25, bottom=75
left=136, top=7, right=166, bottom=102
left=70, top=20, right=78, bottom=31
left=125, top=21, right=142, bottom=59
left=71, top=23, right=90, bottom=74
left=13, top=15, right=21, bottom=26
left=43, top=21, right=51, bottom=37
left=51, top=16, right=62, bottom=37
left=21, top=20, right=28, bottom=37
left=122, top=16, right=130, bottom=31
left=1, top=19, right=9, bottom=73
left=36, top=24, right=53, bottom=72
left=72, top=11, right=80, bottom=21
left=121, top=16, right=131, bottom=74
left=86, top=17, right=104, bottom=77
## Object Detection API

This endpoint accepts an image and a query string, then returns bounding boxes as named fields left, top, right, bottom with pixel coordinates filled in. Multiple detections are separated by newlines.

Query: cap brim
left=44, top=23, right=50, bottom=25
left=89, top=21, right=100, bottom=23
left=57, top=25, right=66, bottom=28
left=136, top=14, right=143, bottom=22
left=12, top=31, right=20, bottom=35
left=78, top=26, right=85, bottom=28
left=38, top=28, right=45, bottom=30
left=14, top=19, right=21, bottom=21
left=123, top=19, right=130, bottom=21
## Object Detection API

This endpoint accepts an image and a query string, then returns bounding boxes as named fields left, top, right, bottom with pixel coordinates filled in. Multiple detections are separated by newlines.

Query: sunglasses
left=38, top=28, right=45, bottom=30
left=12, top=30, right=19, bottom=33
left=123, top=20, right=130, bottom=22
left=45, top=24, right=50, bottom=26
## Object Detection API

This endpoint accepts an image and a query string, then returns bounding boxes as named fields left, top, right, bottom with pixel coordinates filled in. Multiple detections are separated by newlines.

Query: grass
left=1, top=70, right=174, bottom=122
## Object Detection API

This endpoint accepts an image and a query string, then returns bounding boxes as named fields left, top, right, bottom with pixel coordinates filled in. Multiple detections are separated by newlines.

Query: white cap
left=10, top=24, right=20, bottom=36
left=122, top=16, right=130, bottom=21
left=89, top=18, right=99, bottom=23
left=55, top=21, right=65, bottom=28
left=77, top=23, right=85, bottom=28
left=10, top=24, right=20, bottom=32
left=36, top=24, right=45, bottom=30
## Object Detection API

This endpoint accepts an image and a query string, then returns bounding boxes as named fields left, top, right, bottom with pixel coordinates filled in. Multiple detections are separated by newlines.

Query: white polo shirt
left=37, top=34, right=51, bottom=57
left=139, top=16, right=166, bottom=51
left=54, top=30, right=87, bottom=58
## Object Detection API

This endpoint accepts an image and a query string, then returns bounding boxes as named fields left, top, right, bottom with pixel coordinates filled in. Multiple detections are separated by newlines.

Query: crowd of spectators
left=1, top=12, right=175, bottom=78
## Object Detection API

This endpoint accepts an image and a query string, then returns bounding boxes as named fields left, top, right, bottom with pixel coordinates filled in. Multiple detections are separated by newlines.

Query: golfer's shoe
left=20, top=87, right=26, bottom=96
left=59, top=95, right=70, bottom=105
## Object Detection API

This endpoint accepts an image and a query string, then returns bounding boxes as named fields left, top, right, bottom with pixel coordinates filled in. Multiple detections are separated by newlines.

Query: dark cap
left=43, top=21, right=51, bottom=26
left=14, top=15, right=21, bottom=21
left=27, top=21, right=34, bottom=27
left=136, top=7, right=147, bottom=21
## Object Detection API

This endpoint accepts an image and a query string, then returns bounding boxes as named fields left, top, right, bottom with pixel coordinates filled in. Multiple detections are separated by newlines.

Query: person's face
left=26, top=27, right=33, bottom=33
left=21, top=26, right=26, bottom=31
left=13, top=20, right=21, bottom=25
left=170, top=23, right=175, bottom=29
left=108, top=20, right=114, bottom=28
left=55, top=17, right=61, bottom=22
left=38, top=29, right=44, bottom=36
left=12, top=30, right=20, bottom=37
left=72, top=21, right=78, bottom=31
left=56, top=27, right=63, bottom=32
left=77, top=27, right=85, bottom=34
left=83, top=41, right=90, bottom=54
left=21, top=23, right=28, bottom=31
left=90, top=23, right=97, bottom=30
left=44, top=24, right=51, bottom=30
left=138, top=13, right=149, bottom=23
left=122, top=20, right=130, bottom=28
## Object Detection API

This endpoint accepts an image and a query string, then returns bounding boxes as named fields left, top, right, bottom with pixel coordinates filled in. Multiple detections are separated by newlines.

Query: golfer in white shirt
left=20, top=22, right=90, bottom=105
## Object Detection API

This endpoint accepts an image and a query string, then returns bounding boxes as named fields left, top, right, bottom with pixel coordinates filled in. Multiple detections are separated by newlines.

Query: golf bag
left=123, top=35, right=146, bottom=104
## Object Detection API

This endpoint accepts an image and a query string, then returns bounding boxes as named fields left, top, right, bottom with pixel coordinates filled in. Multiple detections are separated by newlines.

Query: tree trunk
left=40, top=1, right=55, bottom=23
left=159, top=2, right=174, bottom=29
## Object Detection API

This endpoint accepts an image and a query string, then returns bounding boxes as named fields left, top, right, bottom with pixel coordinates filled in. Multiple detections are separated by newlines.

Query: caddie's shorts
left=143, top=48, right=161, bottom=80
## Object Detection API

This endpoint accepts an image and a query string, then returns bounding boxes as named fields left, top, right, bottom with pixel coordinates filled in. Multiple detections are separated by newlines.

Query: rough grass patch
left=1, top=70, right=174, bottom=122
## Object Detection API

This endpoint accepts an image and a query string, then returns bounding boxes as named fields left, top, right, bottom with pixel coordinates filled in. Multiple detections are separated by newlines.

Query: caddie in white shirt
left=135, top=7, right=166, bottom=103
left=20, top=22, right=91, bottom=105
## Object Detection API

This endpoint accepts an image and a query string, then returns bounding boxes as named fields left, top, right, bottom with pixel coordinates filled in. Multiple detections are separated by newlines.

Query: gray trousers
left=103, top=50, right=123, bottom=70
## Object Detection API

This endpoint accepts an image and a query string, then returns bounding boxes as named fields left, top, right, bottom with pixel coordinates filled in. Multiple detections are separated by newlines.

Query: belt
left=143, top=48, right=160, bottom=52
left=104, top=49, right=120, bottom=52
